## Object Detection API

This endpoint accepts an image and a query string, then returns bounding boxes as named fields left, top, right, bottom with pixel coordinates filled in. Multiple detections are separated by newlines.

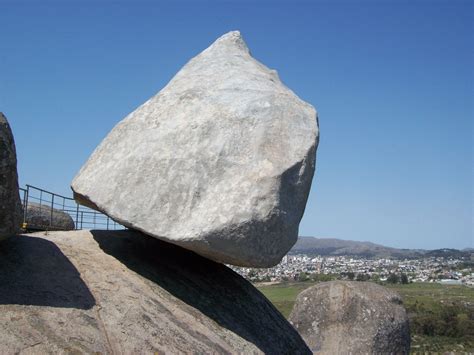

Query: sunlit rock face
left=71, top=31, right=319, bottom=267
left=0, top=230, right=311, bottom=354
left=0, top=112, right=22, bottom=240
left=289, top=281, right=411, bottom=354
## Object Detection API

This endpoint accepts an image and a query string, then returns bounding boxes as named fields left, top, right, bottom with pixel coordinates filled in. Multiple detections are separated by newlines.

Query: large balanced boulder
left=0, top=229, right=310, bottom=354
left=71, top=31, right=319, bottom=267
left=0, top=113, right=22, bottom=240
left=289, top=281, right=410, bottom=354
left=24, top=202, right=75, bottom=231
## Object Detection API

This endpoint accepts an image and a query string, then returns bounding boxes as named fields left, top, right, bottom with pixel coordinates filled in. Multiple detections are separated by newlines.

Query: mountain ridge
left=290, top=236, right=471, bottom=259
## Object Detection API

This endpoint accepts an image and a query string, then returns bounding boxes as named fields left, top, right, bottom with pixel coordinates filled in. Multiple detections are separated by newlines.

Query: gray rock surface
left=0, top=113, right=22, bottom=240
left=25, top=202, right=75, bottom=231
left=289, top=281, right=410, bottom=354
left=71, top=31, right=319, bottom=268
left=0, top=229, right=310, bottom=354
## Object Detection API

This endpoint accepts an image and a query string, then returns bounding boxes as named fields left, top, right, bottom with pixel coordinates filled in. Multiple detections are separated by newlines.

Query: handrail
left=25, top=184, right=75, bottom=201
left=20, top=185, right=123, bottom=232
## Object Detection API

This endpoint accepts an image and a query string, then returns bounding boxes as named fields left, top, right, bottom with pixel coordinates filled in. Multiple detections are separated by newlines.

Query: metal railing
left=19, top=184, right=123, bottom=231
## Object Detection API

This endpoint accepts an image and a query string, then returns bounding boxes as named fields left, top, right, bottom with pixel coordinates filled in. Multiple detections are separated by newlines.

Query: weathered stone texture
left=0, top=229, right=310, bottom=354
left=289, top=281, right=411, bottom=354
left=71, top=31, right=318, bottom=267
left=0, top=113, right=22, bottom=240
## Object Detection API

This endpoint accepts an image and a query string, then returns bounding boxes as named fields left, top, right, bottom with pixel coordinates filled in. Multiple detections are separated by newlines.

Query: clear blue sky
left=1, top=0, right=472, bottom=249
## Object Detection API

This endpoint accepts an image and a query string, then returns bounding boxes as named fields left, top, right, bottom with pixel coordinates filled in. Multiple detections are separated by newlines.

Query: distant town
left=232, top=253, right=474, bottom=286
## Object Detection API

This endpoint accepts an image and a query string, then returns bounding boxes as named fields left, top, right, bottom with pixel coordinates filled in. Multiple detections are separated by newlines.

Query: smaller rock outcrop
left=25, top=202, right=75, bottom=231
left=0, top=113, right=22, bottom=240
left=289, top=281, right=410, bottom=354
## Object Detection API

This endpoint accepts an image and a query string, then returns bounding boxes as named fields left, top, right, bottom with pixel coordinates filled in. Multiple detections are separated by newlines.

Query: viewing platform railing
left=19, top=184, right=123, bottom=231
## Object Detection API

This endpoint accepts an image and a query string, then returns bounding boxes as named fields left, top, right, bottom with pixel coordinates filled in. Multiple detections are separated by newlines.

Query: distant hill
left=290, top=237, right=471, bottom=259
left=424, top=248, right=473, bottom=258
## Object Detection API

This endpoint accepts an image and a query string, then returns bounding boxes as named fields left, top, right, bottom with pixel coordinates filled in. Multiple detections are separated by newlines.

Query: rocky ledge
left=0, top=230, right=310, bottom=354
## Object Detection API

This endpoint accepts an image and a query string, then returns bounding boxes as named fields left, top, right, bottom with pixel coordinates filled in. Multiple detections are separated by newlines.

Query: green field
left=257, top=282, right=314, bottom=318
left=256, top=281, right=474, bottom=353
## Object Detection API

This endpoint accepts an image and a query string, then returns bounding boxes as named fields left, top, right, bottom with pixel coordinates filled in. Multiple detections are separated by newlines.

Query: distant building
left=439, top=279, right=462, bottom=285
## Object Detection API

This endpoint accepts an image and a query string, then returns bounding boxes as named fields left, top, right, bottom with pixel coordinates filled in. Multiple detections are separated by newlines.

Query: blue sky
left=1, top=0, right=472, bottom=249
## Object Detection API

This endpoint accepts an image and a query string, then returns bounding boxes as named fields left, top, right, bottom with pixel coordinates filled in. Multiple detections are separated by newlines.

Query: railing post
left=50, top=194, right=55, bottom=228
left=75, top=204, right=80, bottom=230
left=22, top=186, right=29, bottom=228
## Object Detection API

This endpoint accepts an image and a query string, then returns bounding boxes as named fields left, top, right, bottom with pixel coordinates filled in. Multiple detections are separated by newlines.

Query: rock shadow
left=0, top=235, right=95, bottom=309
left=91, top=229, right=309, bottom=354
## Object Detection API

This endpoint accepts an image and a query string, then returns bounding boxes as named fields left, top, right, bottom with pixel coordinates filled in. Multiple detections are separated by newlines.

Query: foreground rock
left=289, top=281, right=410, bottom=354
left=0, top=229, right=310, bottom=354
left=25, top=202, right=75, bottom=231
left=71, top=31, right=319, bottom=267
left=0, top=113, right=22, bottom=240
